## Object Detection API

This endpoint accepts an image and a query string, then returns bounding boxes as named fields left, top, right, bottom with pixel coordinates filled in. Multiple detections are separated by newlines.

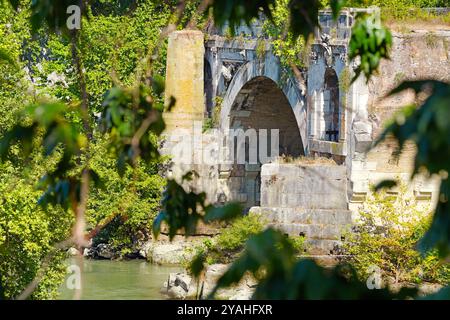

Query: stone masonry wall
left=348, top=30, right=450, bottom=210
left=250, top=163, right=352, bottom=256
left=164, top=30, right=204, bottom=132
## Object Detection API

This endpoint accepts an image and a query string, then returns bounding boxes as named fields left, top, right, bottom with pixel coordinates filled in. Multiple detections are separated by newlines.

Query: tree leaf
left=373, top=180, right=397, bottom=192
left=330, top=0, right=344, bottom=20
left=349, top=13, right=392, bottom=83
left=204, top=202, right=243, bottom=223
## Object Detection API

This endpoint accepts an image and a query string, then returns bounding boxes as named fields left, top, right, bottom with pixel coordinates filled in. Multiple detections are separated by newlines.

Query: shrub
left=341, top=183, right=450, bottom=285
left=215, top=213, right=265, bottom=252
left=187, top=213, right=265, bottom=266
left=187, top=213, right=306, bottom=269
left=287, top=235, right=307, bottom=256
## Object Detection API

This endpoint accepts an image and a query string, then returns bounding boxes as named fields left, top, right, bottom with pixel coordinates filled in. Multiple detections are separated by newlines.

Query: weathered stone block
left=164, top=30, right=204, bottom=132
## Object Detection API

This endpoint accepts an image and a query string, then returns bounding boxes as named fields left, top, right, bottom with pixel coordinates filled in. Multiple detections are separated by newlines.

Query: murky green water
left=58, top=258, right=182, bottom=300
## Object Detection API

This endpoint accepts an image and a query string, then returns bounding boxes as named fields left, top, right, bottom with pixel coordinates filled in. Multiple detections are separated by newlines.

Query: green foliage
left=346, top=0, right=449, bottom=6
left=341, top=184, right=450, bottom=285
left=287, top=0, right=344, bottom=40
left=0, top=10, right=78, bottom=294
left=81, top=1, right=173, bottom=109
left=203, top=95, right=222, bottom=132
left=374, top=179, right=398, bottom=191
left=349, top=11, right=392, bottom=83
left=421, top=181, right=450, bottom=258
left=0, top=102, right=88, bottom=209
left=17, top=0, right=175, bottom=116
left=214, top=214, right=265, bottom=251
left=209, top=228, right=416, bottom=299
left=287, top=234, right=307, bottom=255
left=153, top=172, right=208, bottom=240
left=0, top=174, right=72, bottom=299
left=0, top=5, right=33, bottom=134
left=345, top=0, right=450, bottom=21
left=100, top=84, right=166, bottom=175
left=87, top=135, right=166, bottom=252
left=188, top=213, right=265, bottom=269
left=208, top=0, right=276, bottom=33
left=262, top=0, right=307, bottom=68
left=288, top=0, right=321, bottom=40
left=0, top=47, right=17, bottom=67
left=256, top=38, right=267, bottom=59
left=0, top=0, right=179, bottom=298
left=202, top=118, right=214, bottom=132
left=27, top=0, right=84, bottom=34
left=188, top=214, right=307, bottom=275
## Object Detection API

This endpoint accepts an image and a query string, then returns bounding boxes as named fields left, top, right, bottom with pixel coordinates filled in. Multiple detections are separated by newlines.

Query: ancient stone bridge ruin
left=162, top=8, right=450, bottom=255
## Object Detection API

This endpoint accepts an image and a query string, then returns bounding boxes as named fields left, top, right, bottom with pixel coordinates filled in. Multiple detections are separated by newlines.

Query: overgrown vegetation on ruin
left=341, top=184, right=450, bottom=285
left=262, top=0, right=308, bottom=68
left=187, top=213, right=266, bottom=266
left=277, top=155, right=338, bottom=165
left=345, top=0, right=450, bottom=22
left=186, top=213, right=305, bottom=269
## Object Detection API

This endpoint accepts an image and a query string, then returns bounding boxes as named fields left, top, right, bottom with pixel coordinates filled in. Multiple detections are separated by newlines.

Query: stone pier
left=164, top=30, right=204, bottom=132
left=250, top=163, right=352, bottom=256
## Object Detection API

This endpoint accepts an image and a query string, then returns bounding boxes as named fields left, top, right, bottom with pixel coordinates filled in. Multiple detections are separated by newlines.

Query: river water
left=57, top=258, right=183, bottom=300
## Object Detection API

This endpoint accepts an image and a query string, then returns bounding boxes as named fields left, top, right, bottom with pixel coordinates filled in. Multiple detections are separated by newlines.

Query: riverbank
left=72, top=234, right=209, bottom=264
left=162, top=264, right=256, bottom=300
left=66, top=234, right=257, bottom=300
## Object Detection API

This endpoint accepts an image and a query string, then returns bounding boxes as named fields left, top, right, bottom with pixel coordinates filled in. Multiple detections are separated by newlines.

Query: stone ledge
left=305, top=239, right=343, bottom=255
left=250, top=207, right=352, bottom=225
left=309, top=138, right=347, bottom=156
left=270, top=223, right=349, bottom=241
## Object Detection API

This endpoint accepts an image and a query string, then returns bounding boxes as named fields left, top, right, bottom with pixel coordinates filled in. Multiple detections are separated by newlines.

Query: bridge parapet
left=314, top=7, right=379, bottom=44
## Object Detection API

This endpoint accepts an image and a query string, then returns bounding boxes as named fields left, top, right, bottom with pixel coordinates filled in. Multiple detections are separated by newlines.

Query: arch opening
left=323, top=67, right=340, bottom=142
left=204, top=58, right=213, bottom=116
left=224, top=76, right=304, bottom=208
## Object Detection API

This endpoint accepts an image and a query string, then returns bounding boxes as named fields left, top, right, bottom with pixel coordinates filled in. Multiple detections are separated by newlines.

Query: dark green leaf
left=330, top=0, right=344, bottom=20
left=373, top=180, right=397, bottom=192
left=289, top=0, right=320, bottom=40
left=204, top=202, right=243, bottom=223
left=418, top=179, right=450, bottom=258
left=349, top=13, right=392, bottom=83
left=209, top=0, right=276, bottom=33
left=189, top=251, right=207, bottom=278
left=151, top=74, right=165, bottom=96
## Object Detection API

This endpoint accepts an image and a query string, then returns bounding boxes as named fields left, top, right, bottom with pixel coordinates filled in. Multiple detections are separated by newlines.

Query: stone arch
left=219, top=56, right=307, bottom=155
left=220, top=72, right=305, bottom=209
left=228, top=76, right=304, bottom=158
